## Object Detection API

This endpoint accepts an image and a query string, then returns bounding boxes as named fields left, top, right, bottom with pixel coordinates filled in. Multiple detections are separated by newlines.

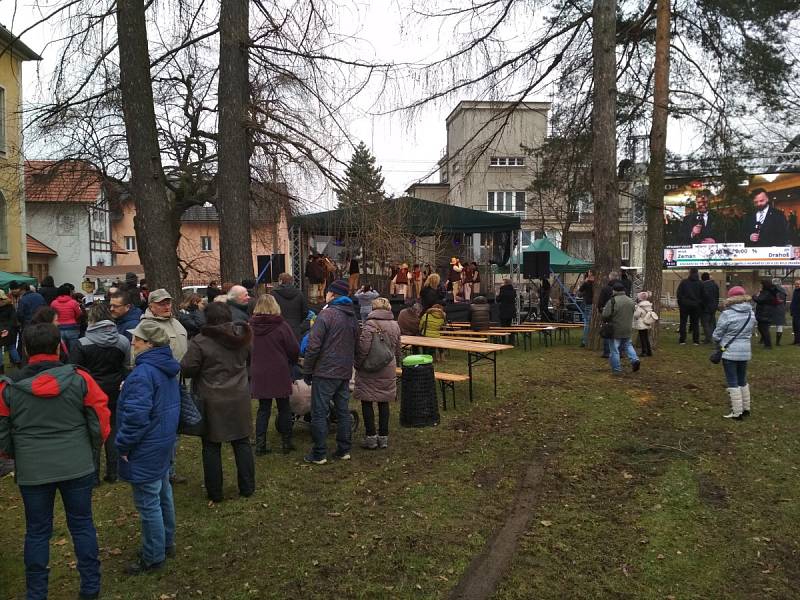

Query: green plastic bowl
left=402, top=354, right=433, bottom=367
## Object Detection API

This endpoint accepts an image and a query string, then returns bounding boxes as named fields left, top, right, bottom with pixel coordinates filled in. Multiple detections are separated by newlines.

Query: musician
left=742, top=187, right=789, bottom=247
left=679, top=191, right=719, bottom=244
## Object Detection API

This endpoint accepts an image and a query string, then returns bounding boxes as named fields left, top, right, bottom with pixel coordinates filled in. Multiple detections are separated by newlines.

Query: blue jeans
left=59, top=325, right=80, bottom=350
left=722, top=359, right=748, bottom=387
left=602, top=337, right=611, bottom=356
left=609, top=337, right=639, bottom=372
left=19, top=473, right=100, bottom=599
left=310, top=377, right=352, bottom=460
left=130, top=473, right=176, bottom=566
left=582, top=305, right=592, bottom=346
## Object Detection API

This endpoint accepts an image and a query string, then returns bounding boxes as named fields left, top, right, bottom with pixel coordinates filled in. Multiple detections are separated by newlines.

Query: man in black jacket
left=597, top=271, right=619, bottom=357
left=679, top=192, right=719, bottom=244
left=700, top=272, right=720, bottom=343
left=677, top=268, right=704, bottom=345
left=742, top=188, right=789, bottom=247
left=272, top=273, right=309, bottom=340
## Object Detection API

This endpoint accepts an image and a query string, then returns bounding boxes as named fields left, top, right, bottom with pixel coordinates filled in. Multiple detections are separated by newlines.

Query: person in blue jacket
left=109, top=290, right=144, bottom=342
left=115, top=319, right=180, bottom=575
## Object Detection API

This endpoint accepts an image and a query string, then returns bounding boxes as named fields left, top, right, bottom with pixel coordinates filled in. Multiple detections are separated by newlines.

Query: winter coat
left=420, top=306, right=446, bottom=338
left=38, top=285, right=59, bottom=306
left=17, top=291, right=46, bottom=326
left=676, top=273, right=705, bottom=311
left=272, top=284, right=309, bottom=340
left=227, top=300, right=251, bottom=323
left=601, top=291, right=635, bottom=339
left=497, top=284, right=517, bottom=321
left=632, top=300, right=655, bottom=331
left=177, top=307, right=206, bottom=339
left=0, top=357, right=109, bottom=486
left=0, top=301, right=18, bottom=348
left=354, top=309, right=402, bottom=404
left=753, top=285, right=787, bottom=325
left=469, top=298, right=491, bottom=331
left=181, top=322, right=253, bottom=443
left=397, top=305, right=421, bottom=336
left=69, top=320, right=130, bottom=405
left=791, top=288, right=800, bottom=318
left=51, top=294, right=83, bottom=327
left=305, top=259, right=326, bottom=284
left=249, top=314, right=299, bottom=400
left=712, top=296, right=755, bottom=361
left=597, top=281, right=617, bottom=311
left=303, top=296, right=360, bottom=380
left=702, top=279, right=720, bottom=314
left=142, top=309, right=188, bottom=360
left=578, top=281, right=594, bottom=305
left=115, top=346, right=180, bottom=483
left=354, top=290, right=380, bottom=321
left=115, top=305, right=143, bottom=341
left=420, top=285, right=443, bottom=311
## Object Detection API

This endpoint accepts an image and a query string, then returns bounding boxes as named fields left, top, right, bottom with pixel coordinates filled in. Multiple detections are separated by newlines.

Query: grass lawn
left=2, top=331, right=799, bottom=599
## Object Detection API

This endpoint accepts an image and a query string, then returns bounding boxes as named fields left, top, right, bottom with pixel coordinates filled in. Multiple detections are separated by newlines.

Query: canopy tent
left=291, top=196, right=521, bottom=235
left=0, top=271, right=37, bottom=291
left=510, top=238, right=593, bottom=274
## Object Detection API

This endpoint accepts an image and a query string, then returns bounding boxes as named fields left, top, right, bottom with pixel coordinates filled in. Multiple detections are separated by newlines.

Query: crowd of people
left=1, top=263, right=798, bottom=598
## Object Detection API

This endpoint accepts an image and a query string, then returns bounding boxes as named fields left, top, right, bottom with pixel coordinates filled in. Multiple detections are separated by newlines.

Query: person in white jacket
left=632, top=291, right=658, bottom=357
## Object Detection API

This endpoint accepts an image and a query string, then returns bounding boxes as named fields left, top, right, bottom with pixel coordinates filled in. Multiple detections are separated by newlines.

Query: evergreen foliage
left=336, top=142, right=386, bottom=209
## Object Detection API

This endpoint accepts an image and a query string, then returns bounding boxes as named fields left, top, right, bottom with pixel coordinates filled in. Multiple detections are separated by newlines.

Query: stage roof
left=291, top=197, right=521, bottom=236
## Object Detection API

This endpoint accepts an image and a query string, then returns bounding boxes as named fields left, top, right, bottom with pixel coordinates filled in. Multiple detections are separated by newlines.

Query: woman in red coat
left=249, top=294, right=300, bottom=454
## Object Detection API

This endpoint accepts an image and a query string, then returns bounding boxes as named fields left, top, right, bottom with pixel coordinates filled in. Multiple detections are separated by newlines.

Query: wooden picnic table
left=400, top=335, right=514, bottom=401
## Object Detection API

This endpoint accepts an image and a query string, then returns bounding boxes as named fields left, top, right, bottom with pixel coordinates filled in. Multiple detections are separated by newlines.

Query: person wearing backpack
left=354, top=298, right=402, bottom=450
left=632, top=291, right=658, bottom=357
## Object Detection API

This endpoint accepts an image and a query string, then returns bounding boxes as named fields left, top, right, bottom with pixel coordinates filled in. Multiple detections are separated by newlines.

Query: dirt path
left=448, top=456, right=546, bottom=600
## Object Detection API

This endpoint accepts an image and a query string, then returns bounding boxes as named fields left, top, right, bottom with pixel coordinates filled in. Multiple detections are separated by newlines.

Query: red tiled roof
left=84, top=264, right=145, bottom=279
left=26, top=234, right=58, bottom=256
left=25, top=160, right=103, bottom=203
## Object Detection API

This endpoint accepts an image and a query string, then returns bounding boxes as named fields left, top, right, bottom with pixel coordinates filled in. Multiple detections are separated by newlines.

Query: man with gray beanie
left=302, top=279, right=359, bottom=464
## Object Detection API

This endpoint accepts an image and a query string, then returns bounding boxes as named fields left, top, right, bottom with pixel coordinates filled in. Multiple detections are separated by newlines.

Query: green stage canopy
left=291, top=196, right=521, bottom=236
left=0, top=271, right=37, bottom=291
left=510, top=238, right=593, bottom=273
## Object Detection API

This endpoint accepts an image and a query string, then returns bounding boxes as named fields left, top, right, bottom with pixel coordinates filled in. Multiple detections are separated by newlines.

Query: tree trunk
left=589, top=0, right=620, bottom=349
left=644, top=0, right=671, bottom=346
left=217, top=0, right=253, bottom=284
left=117, top=0, right=181, bottom=298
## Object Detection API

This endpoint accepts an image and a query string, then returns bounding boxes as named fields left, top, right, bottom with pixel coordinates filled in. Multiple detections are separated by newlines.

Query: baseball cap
left=148, top=288, right=172, bottom=303
left=128, top=320, right=171, bottom=346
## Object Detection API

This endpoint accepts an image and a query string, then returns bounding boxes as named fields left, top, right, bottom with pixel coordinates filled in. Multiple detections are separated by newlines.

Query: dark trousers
left=638, top=330, right=652, bottom=356
left=500, top=317, right=513, bottom=327
left=679, top=307, right=700, bottom=343
left=201, top=437, right=255, bottom=502
left=19, top=473, right=100, bottom=599
left=700, top=311, right=716, bottom=342
left=361, top=401, right=390, bottom=436
left=255, top=397, right=292, bottom=437
left=793, top=315, right=800, bottom=343
left=310, top=377, right=352, bottom=460
left=757, top=319, right=772, bottom=348
left=95, top=405, right=118, bottom=480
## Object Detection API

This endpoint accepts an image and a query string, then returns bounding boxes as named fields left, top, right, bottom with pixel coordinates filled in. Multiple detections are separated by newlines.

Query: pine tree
left=337, top=142, right=386, bottom=209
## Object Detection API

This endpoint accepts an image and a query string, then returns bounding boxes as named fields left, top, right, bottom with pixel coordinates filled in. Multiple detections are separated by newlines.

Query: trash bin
left=400, top=354, right=439, bottom=428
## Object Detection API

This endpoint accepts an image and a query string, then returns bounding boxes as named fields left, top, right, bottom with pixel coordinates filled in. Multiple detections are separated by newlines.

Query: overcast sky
left=4, top=0, right=703, bottom=206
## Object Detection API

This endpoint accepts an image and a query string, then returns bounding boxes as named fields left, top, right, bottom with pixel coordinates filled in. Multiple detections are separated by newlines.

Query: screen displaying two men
left=664, top=186, right=800, bottom=268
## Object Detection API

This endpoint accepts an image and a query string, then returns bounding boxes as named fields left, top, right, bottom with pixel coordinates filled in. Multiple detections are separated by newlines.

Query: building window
left=124, top=236, right=137, bottom=251
left=489, top=156, right=525, bottom=167
left=0, top=86, right=5, bottom=153
left=487, top=191, right=525, bottom=213
left=201, top=236, right=212, bottom=252
left=0, top=191, right=7, bottom=253
left=621, top=240, right=630, bottom=261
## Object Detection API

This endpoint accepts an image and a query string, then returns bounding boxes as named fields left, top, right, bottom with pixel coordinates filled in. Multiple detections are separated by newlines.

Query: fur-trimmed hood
left=724, top=294, right=752, bottom=308
left=200, top=321, right=252, bottom=349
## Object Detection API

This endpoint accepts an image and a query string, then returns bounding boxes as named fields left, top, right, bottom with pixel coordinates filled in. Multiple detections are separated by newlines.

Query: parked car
left=182, top=285, right=208, bottom=297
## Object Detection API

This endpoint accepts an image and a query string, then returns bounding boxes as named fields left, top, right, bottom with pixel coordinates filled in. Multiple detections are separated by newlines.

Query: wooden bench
left=395, top=367, right=470, bottom=410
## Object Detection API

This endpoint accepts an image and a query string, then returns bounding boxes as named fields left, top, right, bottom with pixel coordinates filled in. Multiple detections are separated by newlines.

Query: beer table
left=400, top=336, right=514, bottom=402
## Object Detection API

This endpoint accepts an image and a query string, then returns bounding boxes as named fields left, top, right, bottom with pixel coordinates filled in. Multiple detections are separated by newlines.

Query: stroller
left=290, top=378, right=360, bottom=434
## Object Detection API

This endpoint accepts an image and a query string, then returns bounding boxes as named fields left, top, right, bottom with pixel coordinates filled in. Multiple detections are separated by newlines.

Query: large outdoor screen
left=663, top=174, right=800, bottom=269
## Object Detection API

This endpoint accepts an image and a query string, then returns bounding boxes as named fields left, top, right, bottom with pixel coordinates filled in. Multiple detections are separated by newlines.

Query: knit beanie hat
left=636, top=291, right=651, bottom=302
left=328, top=279, right=350, bottom=297
left=727, top=285, right=747, bottom=298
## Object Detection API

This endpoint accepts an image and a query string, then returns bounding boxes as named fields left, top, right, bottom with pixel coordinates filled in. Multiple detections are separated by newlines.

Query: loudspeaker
left=256, top=254, right=286, bottom=283
left=523, top=251, right=549, bottom=279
